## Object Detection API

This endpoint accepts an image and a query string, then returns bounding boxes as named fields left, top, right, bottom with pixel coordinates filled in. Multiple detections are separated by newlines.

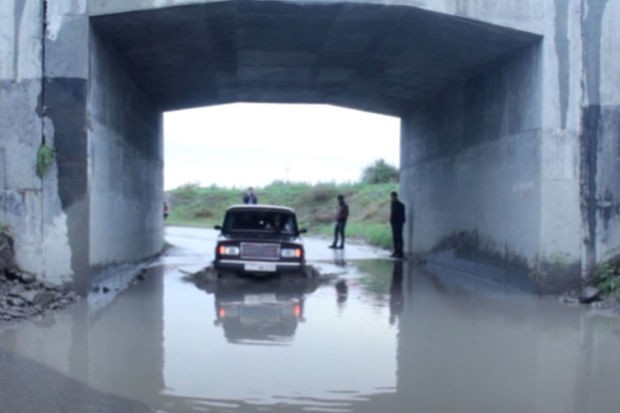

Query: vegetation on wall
left=36, top=143, right=55, bottom=178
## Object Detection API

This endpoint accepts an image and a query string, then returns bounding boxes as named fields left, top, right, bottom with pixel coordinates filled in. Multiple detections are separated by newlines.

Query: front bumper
left=214, top=259, right=304, bottom=274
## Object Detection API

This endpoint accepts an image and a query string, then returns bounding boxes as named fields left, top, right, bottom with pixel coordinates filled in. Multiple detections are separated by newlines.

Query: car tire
left=217, top=270, right=238, bottom=279
left=302, top=265, right=318, bottom=279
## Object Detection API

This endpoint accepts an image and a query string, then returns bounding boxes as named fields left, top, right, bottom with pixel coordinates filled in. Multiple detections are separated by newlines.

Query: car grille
left=241, top=243, right=280, bottom=260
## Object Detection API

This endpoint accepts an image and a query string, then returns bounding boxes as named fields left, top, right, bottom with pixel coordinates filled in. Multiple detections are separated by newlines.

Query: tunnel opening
left=162, top=103, right=400, bottom=190
left=86, top=1, right=559, bottom=291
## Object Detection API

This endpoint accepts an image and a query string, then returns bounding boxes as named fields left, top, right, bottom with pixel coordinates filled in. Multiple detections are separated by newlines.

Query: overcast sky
left=163, top=103, right=400, bottom=190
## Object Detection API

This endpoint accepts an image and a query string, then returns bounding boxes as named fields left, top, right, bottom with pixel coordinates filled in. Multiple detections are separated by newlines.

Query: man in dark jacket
left=390, top=191, right=406, bottom=258
left=243, top=187, right=258, bottom=204
left=329, top=194, right=349, bottom=249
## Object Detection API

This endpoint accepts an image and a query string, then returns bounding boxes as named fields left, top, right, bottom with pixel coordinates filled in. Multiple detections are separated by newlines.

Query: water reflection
left=333, top=249, right=346, bottom=267
left=0, top=265, right=166, bottom=406
left=211, top=277, right=318, bottom=345
left=164, top=263, right=397, bottom=410
left=1, top=247, right=620, bottom=412
left=389, top=260, right=403, bottom=325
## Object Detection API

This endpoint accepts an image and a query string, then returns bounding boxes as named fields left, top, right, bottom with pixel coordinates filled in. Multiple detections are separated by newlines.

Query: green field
left=166, top=181, right=398, bottom=249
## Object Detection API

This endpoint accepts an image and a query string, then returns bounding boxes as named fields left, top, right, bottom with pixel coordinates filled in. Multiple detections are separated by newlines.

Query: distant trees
left=361, top=159, right=399, bottom=184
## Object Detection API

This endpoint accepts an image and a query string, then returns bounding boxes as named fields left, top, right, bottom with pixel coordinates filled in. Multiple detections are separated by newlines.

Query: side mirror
left=299, top=228, right=308, bottom=234
left=214, top=225, right=222, bottom=230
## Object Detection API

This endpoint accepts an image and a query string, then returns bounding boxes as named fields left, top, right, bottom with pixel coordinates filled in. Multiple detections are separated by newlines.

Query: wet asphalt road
left=1, top=226, right=620, bottom=412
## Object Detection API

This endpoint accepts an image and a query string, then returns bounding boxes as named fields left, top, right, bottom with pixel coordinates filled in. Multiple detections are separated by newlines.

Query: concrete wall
left=0, top=0, right=44, bottom=277
left=87, top=0, right=545, bottom=34
left=401, top=44, right=558, bottom=290
left=88, top=30, right=164, bottom=268
left=584, top=0, right=620, bottom=264
left=44, top=0, right=91, bottom=292
left=400, top=0, right=620, bottom=289
left=0, top=0, right=81, bottom=287
left=0, top=0, right=163, bottom=290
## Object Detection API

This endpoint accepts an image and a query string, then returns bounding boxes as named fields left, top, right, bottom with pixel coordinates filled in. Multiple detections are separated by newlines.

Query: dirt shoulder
left=559, top=281, right=620, bottom=315
left=0, top=232, right=79, bottom=328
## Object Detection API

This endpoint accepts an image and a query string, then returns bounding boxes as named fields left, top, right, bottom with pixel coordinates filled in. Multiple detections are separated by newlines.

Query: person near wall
left=389, top=191, right=406, bottom=258
left=329, top=194, right=349, bottom=249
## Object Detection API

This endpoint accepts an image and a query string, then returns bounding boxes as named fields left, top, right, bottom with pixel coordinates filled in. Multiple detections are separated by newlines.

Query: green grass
left=597, top=275, right=620, bottom=294
left=166, top=181, right=397, bottom=250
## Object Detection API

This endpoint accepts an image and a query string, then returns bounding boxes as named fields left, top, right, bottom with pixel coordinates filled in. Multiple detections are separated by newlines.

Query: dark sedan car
left=213, top=204, right=307, bottom=277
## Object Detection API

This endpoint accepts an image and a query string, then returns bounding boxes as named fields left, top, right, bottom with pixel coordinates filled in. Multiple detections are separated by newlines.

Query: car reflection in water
left=212, top=276, right=321, bottom=345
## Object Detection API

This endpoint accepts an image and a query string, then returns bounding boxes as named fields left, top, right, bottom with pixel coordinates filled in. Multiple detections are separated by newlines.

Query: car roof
left=225, top=204, right=296, bottom=214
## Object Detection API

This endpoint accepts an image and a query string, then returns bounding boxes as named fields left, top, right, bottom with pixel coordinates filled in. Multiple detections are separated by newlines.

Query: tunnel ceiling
left=91, top=0, right=540, bottom=116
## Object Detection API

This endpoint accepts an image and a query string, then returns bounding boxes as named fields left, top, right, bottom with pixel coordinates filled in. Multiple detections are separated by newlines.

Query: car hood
left=218, top=232, right=302, bottom=243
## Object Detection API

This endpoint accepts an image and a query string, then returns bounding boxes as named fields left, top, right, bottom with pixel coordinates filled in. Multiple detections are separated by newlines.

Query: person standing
left=329, top=194, right=349, bottom=249
left=243, top=186, right=258, bottom=204
left=390, top=191, right=406, bottom=258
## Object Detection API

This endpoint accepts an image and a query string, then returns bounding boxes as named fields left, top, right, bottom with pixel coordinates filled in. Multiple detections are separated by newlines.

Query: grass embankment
left=166, top=182, right=398, bottom=249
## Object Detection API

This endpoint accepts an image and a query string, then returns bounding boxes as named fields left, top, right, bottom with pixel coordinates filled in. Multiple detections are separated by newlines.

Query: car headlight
left=218, top=245, right=240, bottom=256
left=281, top=248, right=303, bottom=258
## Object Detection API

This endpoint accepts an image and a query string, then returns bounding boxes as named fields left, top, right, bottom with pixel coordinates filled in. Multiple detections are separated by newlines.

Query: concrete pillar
left=400, top=43, right=556, bottom=291
left=400, top=0, right=620, bottom=290
left=0, top=0, right=79, bottom=287
left=42, top=0, right=90, bottom=293
left=1, top=1, right=164, bottom=291
left=580, top=0, right=620, bottom=269
left=88, top=30, right=164, bottom=271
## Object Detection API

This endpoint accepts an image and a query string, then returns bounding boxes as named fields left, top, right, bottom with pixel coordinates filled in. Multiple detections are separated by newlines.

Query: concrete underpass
left=1, top=0, right=620, bottom=293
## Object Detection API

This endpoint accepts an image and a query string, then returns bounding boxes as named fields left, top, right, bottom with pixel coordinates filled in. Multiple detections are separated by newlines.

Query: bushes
left=593, top=256, right=620, bottom=293
left=361, top=159, right=399, bottom=184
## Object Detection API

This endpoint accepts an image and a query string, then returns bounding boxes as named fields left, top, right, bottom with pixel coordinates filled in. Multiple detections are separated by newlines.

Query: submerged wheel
left=217, top=270, right=239, bottom=279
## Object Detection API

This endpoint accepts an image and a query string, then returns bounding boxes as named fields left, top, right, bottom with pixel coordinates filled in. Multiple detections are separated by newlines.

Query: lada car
left=213, top=204, right=307, bottom=277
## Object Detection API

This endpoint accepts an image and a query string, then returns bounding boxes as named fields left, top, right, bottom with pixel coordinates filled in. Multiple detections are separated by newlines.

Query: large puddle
left=1, top=227, right=619, bottom=412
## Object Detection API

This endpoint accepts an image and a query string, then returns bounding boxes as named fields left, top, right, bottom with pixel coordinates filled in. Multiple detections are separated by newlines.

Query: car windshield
left=223, top=210, right=297, bottom=234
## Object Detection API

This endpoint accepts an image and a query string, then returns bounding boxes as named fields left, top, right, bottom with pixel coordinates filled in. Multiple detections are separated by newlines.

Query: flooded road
left=1, top=227, right=620, bottom=412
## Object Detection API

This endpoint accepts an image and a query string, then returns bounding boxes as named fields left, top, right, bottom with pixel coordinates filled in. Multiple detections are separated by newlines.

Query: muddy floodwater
left=1, top=227, right=620, bottom=412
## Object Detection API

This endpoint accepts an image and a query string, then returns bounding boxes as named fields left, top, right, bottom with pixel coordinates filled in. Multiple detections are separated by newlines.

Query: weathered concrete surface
left=89, top=1, right=539, bottom=115
left=402, top=0, right=620, bottom=291
left=1, top=0, right=620, bottom=292
left=1, top=0, right=164, bottom=292
left=87, top=0, right=546, bottom=34
left=89, top=29, right=164, bottom=269
left=0, top=0, right=74, bottom=287
left=583, top=1, right=620, bottom=270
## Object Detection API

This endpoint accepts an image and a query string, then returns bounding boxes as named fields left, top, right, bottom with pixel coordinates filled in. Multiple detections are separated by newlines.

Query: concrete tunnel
left=2, top=0, right=620, bottom=294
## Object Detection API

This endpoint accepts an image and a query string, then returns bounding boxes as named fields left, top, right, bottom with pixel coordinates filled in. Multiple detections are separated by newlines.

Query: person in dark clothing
left=243, top=187, right=258, bottom=204
left=329, top=194, right=349, bottom=249
left=390, top=191, right=406, bottom=258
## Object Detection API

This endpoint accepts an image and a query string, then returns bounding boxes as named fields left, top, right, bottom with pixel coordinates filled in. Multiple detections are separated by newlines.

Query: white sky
left=163, top=103, right=400, bottom=190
